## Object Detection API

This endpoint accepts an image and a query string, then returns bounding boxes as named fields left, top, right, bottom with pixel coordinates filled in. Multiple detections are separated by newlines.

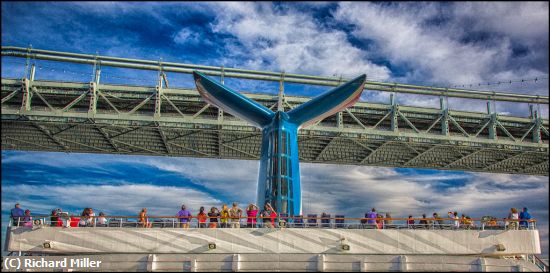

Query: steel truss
left=2, top=78, right=548, bottom=176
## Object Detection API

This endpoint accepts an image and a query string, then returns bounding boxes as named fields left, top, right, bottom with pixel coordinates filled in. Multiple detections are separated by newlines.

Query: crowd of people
left=139, top=202, right=274, bottom=229
left=10, top=202, right=534, bottom=230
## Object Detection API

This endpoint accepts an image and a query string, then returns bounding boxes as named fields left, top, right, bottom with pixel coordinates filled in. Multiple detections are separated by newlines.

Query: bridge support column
left=89, top=68, right=100, bottom=117
left=30, top=64, right=36, bottom=81
left=88, top=82, right=97, bottom=116
left=20, top=78, right=32, bottom=112
left=390, top=94, right=398, bottom=133
left=533, top=110, right=542, bottom=143
left=337, top=111, right=343, bottom=129
left=218, top=109, right=224, bottom=123
left=489, top=113, right=498, bottom=140
left=154, top=85, right=162, bottom=119
left=486, top=101, right=498, bottom=140
left=441, top=98, right=449, bottom=136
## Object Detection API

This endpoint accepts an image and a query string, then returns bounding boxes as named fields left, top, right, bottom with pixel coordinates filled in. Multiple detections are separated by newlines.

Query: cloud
left=1, top=183, right=222, bottom=217
left=331, top=2, right=548, bottom=116
left=208, top=2, right=391, bottom=79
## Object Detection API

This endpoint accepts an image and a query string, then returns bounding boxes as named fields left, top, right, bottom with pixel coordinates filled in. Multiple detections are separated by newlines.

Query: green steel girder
left=2, top=78, right=548, bottom=176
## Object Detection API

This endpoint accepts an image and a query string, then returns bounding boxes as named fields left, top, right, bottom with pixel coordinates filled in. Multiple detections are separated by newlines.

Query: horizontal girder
left=2, top=78, right=548, bottom=176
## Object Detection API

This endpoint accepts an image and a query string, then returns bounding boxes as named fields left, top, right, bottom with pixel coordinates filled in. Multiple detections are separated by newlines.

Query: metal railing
left=2, top=46, right=548, bottom=104
left=528, top=254, right=550, bottom=272
left=10, top=215, right=537, bottom=231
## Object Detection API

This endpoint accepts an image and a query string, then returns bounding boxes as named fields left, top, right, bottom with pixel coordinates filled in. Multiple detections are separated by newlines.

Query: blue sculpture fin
left=287, top=74, right=366, bottom=128
left=193, top=71, right=275, bottom=128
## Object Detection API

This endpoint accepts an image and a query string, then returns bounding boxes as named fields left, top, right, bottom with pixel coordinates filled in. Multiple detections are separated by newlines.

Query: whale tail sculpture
left=194, top=71, right=366, bottom=216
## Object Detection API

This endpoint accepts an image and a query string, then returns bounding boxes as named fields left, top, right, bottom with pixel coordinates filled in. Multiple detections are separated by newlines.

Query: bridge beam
left=20, top=78, right=32, bottom=112
left=88, top=82, right=98, bottom=117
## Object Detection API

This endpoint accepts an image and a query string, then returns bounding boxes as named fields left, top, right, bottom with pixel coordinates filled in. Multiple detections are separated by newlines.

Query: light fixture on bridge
left=208, top=243, right=216, bottom=250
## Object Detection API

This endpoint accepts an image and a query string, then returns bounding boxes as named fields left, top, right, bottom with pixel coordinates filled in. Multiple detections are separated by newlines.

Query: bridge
left=1, top=46, right=548, bottom=176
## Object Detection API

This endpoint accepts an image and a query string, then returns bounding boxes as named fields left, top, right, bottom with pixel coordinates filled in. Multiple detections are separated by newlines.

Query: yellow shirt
left=220, top=209, right=229, bottom=223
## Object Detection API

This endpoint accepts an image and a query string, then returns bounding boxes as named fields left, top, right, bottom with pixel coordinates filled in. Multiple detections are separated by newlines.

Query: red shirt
left=270, top=211, right=277, bottom=225
left=197, top=212, right=207, bottom=223
left=70, top=217, right=80, bottom=227
left=247, top=210, right=258, bottom=224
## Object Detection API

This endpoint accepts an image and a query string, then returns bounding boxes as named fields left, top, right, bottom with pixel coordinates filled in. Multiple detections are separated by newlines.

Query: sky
left=1, top=2, right=549, bottom=259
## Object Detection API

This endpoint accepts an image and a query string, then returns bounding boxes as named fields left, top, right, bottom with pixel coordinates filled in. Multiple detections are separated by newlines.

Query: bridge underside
left=2, top=79, right=548, bottom=176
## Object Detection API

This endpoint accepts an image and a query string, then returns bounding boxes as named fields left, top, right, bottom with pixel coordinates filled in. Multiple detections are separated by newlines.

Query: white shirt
left=97, top=216, right=107, bottom=225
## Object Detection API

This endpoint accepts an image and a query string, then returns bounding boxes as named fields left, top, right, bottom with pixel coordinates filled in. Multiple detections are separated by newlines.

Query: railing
left=10, top=215, right=538, bottom=231
left=2, top=46, right=548, bottom=104
left=528, top=254, right=550, bottom=272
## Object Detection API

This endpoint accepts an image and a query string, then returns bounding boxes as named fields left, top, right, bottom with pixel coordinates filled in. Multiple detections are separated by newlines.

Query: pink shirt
left=247, top=210, right=258, bottom=224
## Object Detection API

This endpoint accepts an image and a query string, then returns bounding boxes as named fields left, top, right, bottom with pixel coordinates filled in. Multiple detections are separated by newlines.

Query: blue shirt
left=178, top=210, right=192, bottom=223
left=366, top=212, right=377, bottom=224
left=11, top=208, right=24, bottom=219
left=519, top=211, right=532, bottom=227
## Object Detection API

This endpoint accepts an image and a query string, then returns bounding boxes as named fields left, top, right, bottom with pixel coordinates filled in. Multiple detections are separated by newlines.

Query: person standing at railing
left=246, top=204, right=259, bottom=228
left=23, top=209, right=33, bottom=228
left=419, top=214, right=430, bottom=229
left=97, top=212, right=108, bottom=227
left=507, top=208, right=519, bottom=230
left=376, top=214, right=384, bottom=229
left=220, top=204, right=230, bottom=228
left=460, top=214, right=466, bottom=228
left=463, top=216, right=473, bottom=229
left=177, top=205, right=192, bottom=229
left=448, top=211, right=459, bottom=229
left=261, top=203, right=276, bottom=228
left=197, top=207, right=207, bottom=228
left=229, top=203, right=243, bottom=228
left=519, top=207, right=532, bottom=229
left=208, top=207, right=220, bottom=228
left=366, top=208, right=377, bottom=226
left=78, top=208, right=96, bottom=227
left=407, top=215, right=415, bottom=229
left=432, top=213, right=443, bottom=229
left=88, top=208, right=96, bottom=227
left=384, top=213, right=393, bottom=226
left=270, top=205, right=278, bottom=228
left=79, top=208, right=90, bottom=227
left=11, top=203, right=24, bottom=227
left=70, top=213, right=80, bottom=228
left=50, top=209, right=63, bottom=227
left=139, top=208, right=152, bottom=228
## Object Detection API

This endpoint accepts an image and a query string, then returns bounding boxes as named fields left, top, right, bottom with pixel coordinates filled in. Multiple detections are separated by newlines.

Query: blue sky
left=1, top=2, right=548, bottom=258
